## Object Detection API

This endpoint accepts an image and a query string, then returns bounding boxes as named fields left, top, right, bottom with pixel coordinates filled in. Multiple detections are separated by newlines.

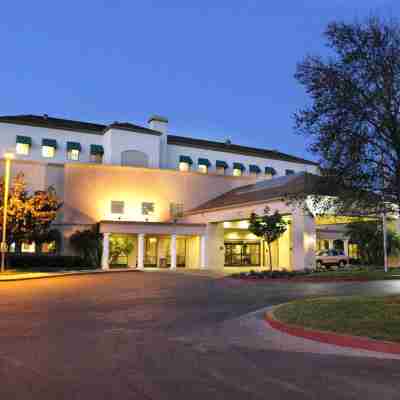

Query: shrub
left=70, top=226, right=102, bottom=268
left=6, top=254, right=85, bottom=271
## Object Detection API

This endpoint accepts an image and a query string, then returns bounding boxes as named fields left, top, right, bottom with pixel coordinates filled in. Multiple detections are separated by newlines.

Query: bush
left=6, top=254, right=86, bottom=271
left=69, top=226, right=102, bottom=268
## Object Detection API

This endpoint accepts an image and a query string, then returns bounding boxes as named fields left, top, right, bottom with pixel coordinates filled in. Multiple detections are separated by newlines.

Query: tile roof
left=167, top=135, right=318, bottom=166
left=187, top=172, right=321, bottom=214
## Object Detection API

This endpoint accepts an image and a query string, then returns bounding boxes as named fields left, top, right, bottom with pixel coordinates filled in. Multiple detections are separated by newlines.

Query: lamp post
left=1, top=152, right=14, bottom=273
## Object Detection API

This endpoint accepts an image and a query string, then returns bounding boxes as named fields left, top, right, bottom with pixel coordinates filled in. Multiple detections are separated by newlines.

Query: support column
left=202, top=223, right=225, bottom=270
left=328, top=239, right=334, bottom=250
left=291, top=208, right=316, bottom=271
left=170, top=234, right=177, bottom=269
left=138, top=233, right=145, bottom=269
left=343, top=239, right=349, bottom=256
left=200, top=235, right=206, bottom=269
left=101, top=233, right=110, bottom=270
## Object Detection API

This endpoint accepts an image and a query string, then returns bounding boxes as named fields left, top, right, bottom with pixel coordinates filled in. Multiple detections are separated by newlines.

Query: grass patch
left=274, top=296, right=400, bottom=342
left=308, top=267, right=400, bottom=280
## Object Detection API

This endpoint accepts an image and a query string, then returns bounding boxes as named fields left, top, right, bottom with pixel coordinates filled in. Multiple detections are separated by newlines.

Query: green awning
left=265, top=166, right=277, bottom=176
left=90, top=144, right=104, bottom=155
left=16, top=135, right=31, bottom=145
left=67, top=141, right=81, bottom=151
left=233, top=162, right=245, bottom=171
left=249, top=165, right=261, bottom=174
left=285, top=169, right=295, bottom=175
left=42, top=138, right=57, bottom=148
left=179, top=155, right=193, bottom=165
left=216, top=160, right=228, bottom=169
left=198, top=158, right=211, bottom=167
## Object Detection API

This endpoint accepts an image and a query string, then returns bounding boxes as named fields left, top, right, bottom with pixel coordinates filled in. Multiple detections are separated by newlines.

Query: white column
left=291, top=207, right=316, bottom=271
left=200, top=235, right=206, bottom=269
left=343, top=239, right=349, bottom=256
left=137, top=233, right=145, bottom=269
left=203, top=223, right=225, bottom=270
left=328, top=239, right=334, bottom=250
left=101, top=233, right=110, bottom=270
left=170, top=234, right=177, bottom=269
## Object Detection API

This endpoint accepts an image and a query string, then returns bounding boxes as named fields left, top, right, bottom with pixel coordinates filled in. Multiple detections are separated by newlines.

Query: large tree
left=295, top=17, right=400, bottom=214
left=0, top=173, right=62, bottom=252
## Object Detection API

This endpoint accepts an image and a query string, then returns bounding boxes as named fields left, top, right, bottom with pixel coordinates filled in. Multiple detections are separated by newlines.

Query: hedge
left=6, top=254, right=90, bottom=270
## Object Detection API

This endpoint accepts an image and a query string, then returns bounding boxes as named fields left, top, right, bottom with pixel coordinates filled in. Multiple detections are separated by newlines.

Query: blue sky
left=1, top=1, right=398, bottom=160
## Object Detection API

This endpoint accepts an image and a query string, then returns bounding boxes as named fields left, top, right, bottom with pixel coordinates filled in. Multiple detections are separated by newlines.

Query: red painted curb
left=265, top=309, right=400, bottom=355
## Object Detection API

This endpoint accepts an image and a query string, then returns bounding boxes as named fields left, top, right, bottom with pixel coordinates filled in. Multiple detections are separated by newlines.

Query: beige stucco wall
left=63, top=163, right=257, bottom=225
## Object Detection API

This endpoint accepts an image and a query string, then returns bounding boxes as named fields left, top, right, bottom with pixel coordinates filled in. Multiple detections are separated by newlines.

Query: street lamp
left=1, top=152, right=14, bottom=273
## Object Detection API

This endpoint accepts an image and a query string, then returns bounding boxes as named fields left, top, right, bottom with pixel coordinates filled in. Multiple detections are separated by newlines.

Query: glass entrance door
left=225, top=241, right=261, bottom=266
left=145, top=237, right=158, bottom=267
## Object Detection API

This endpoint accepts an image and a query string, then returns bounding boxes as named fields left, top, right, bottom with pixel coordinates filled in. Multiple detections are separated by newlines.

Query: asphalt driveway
left=1, top=271, right=400, bottom=399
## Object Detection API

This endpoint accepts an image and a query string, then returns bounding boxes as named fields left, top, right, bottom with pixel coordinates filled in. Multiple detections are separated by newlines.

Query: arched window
left=121, top=150, right=149, bottom=167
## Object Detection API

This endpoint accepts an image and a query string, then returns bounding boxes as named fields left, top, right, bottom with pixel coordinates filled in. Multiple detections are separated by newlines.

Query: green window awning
left=233, top=162, right=245, bottom=171
left=265, top=166, right=277, bottom=176
left=42, top=138, right=57, bottom=148
left=67, top=141, right=81, bottom=151
left=90, top=144, right=104, bottom=155
left=216, top=160, right=228, bottom=169
left=16, top=135, right=31, bottom=145
left=285, top=169, right=295, bottom=176
left=249, top=165, right=261, bottom=174
left=179, top=155, right=193, bottom=165
left=198, top=158, right=211, bottom=167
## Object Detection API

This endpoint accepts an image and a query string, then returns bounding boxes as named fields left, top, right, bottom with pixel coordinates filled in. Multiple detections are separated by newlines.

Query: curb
left=228, top=277, right=375, bottom=284
left=0, top=268, right=143, bottom=282
left=265, top=305, right=400, bottom=355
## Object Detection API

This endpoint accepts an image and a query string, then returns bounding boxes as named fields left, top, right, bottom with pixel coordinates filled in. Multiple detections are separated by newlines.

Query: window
left=16, top=143, right=30, bottom=155
left=249, top=165, right=261, bottom=176
left=142, top=202, right=155, bottom=216
left=216, top=160, right=228, bottom=175
left=233, top=168, right=242, bottom=177
left=233, top=162, right=245, bottom=176
left=285, top=169, right=295, bottom=175
left=170, top=203, right=184, bottom=220
left=68, top=149, right=80, bottom=161
left=111, top=201, right=125, bottom=214
left=16, top=135, right=32, bottom=155
left=198, top=164, right=208, bottom=174
left=42, top=146, right=55, bottom=158
left=265, top=166, right=277, bottom=179
left=90, top=145, right=104, bottom=163
left=67, top=142, right=81, bottom=161
left=179, top=162, right=190, bottom=172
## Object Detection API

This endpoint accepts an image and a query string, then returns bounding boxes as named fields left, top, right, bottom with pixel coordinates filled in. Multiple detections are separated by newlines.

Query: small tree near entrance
left=249, top=207, right=288, bottom=274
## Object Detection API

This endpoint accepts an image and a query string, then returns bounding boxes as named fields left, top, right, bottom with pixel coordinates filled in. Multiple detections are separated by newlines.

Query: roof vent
left=225, top=138, right=232, bottom=145
left=43, top=114, right=48, bottom=119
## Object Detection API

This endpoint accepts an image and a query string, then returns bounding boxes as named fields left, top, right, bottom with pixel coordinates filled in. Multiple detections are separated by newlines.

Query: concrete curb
left=265, top=304, right=400, bottom=356
left=0, top=268, right=143, bottom=282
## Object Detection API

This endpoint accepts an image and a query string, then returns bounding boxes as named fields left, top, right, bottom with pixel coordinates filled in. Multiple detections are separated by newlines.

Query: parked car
left=315, top=249, right=350, bottom=269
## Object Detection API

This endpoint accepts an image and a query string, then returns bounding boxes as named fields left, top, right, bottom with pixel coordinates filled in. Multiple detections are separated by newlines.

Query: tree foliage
left=109, top=235, right=134, bottom=266
left=0, top=173, right=62, bottom=251
left=295, top=17, right=400, bottom=214
left=249, top=207, right=288, bottom=273
left=70, top=226, right=102, bottom=268
left=346, top=220, right=400, bottom=265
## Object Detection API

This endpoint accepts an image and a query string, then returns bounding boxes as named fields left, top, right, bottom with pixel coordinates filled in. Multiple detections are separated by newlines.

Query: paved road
left=1, top=272, right=400, bottom=399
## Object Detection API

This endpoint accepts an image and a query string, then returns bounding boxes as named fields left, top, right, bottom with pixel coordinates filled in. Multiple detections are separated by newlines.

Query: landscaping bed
left=230, top=267, right=400, bottom=282
left=273, top=296, right=400, bottom=343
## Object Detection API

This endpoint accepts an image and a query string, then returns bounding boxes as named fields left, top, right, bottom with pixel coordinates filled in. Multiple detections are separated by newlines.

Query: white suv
left=316, top=249, right=350, bottom=269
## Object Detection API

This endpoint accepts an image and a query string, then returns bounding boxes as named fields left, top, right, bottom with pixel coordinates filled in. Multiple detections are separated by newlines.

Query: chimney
left=148, top=115, right=168, bottom=134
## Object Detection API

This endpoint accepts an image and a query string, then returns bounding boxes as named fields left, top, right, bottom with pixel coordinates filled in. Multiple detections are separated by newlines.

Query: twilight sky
left=1, top=1, right=399, bottom=160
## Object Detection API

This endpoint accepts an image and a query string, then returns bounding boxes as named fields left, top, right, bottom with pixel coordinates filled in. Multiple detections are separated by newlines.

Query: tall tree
left=0, top=173, right=62, bottom=252
left=295, top=17, right=400, bottom=214
left=249, top=207, right=288, bottom=274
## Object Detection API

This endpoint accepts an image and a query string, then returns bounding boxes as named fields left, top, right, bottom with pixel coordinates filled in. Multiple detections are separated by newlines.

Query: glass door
left=145, top=237, right=158, bottom=267
left=225, top=241, right=261, bottom=266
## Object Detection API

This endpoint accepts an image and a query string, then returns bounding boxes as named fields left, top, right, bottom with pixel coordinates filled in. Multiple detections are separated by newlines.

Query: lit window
left=21, top=242, right=35, bottom=253
left=233, top=168, right=242, bottom=177
left=42, top=146, right=55, bottom=158
left=198, top=164, right=208, bottom=174
left=16, top=143, right=30, bottom=155
left=142, top=202, right=155, bottom=216
left=68, top=149, right=80, bottom=161
left=216, top=167, right=226, bottom=175
left=111, top=201, right=124, bottom=214
left=170, top=203, right=184, bottom=219
left=179, top=162, right=190, bottom=172
left=90, top=145, right=104, bottom=163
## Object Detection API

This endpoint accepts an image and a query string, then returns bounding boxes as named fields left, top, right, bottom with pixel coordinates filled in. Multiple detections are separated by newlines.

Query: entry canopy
left=198, top=158, right=211, bottom=167
left=216, top=160, right=229, bottom=169
left=90, top=144, right=104, bottom=155
left=233, top=162, right=245, bottom=171
left=265, top=166, right=277, bottom=176
left=16, top=135, right=32, bottom=145
left=42, top=138, right=57, bottom=148
left=179, top=155, right=193, bottom=165
left=249, top=165, right=261, bottom=173
left=67, top=141, right=81, bottom=151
